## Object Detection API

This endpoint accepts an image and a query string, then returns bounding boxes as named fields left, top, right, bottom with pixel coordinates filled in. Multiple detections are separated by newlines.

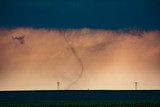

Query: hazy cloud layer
left=0, top=28, right=160, bottom=90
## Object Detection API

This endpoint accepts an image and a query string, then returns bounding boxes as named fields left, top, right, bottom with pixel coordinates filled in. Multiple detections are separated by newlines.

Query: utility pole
left=135, top=82, right=138, bottom=90
left=57, top=82, right=60, bottom=90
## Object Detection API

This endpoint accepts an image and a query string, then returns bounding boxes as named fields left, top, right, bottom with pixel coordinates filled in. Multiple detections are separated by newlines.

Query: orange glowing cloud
left=0, top=28, right=160, bottom=90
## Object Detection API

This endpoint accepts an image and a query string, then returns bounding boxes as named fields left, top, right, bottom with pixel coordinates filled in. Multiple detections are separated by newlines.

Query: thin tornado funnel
left=63, top=32, right=84, bottom=89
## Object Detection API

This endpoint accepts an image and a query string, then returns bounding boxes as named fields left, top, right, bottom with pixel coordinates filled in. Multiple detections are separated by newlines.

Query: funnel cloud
left=63, top=31, right=84, bottom=89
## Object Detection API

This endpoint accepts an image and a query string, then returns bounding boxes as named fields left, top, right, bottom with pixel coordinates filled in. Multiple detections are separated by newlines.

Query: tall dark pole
left=57, top=82, right=60, bottom=90
left=135, top=82, right=138, bottom=90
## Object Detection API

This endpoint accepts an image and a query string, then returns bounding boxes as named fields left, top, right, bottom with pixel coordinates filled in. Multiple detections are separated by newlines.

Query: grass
left=1, top=90, right=160, bottom=107
left=0, top=101, right=160, bottom=107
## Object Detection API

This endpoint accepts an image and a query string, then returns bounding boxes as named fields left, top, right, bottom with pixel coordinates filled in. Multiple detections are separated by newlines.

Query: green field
left=0, top=90, right=160, bottom=107
left=1, top=101, right=160, bottom=107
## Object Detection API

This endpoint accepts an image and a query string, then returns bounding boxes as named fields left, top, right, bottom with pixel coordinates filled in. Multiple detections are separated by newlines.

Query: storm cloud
left=0, top=28, right=160, bottom=90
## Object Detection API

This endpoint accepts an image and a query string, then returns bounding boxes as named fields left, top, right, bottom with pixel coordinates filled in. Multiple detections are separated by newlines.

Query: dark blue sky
left=0, top=0, right=160, bottom=30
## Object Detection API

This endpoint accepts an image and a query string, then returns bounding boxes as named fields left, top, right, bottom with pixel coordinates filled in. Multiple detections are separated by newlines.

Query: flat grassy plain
left=0, top=90, right=160, bottom=107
